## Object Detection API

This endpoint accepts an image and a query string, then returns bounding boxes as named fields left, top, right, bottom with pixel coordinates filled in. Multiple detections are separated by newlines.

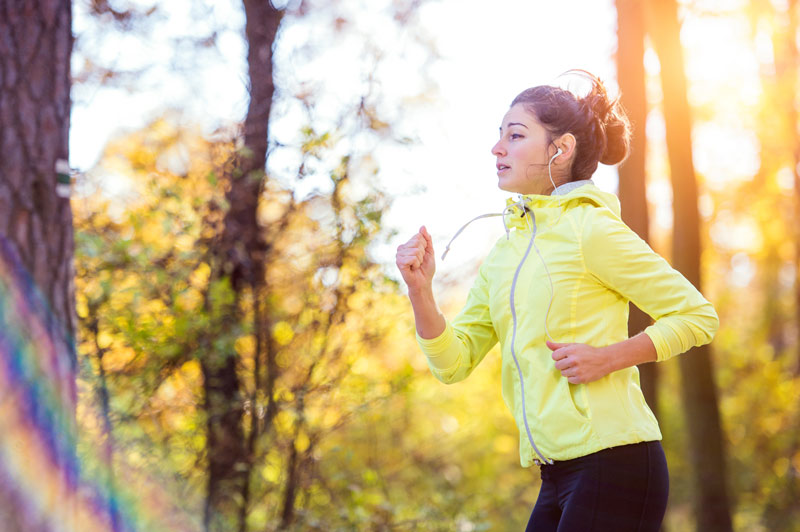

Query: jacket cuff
left=416, top=321, right=454, bottom=355
left=643, top=325, right=671, bottom=362
left=416, top=322, right=461, bottom=372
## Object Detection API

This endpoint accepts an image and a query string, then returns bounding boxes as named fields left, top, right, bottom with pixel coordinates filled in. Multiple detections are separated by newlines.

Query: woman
left=395, top=70, right=719, bottom=531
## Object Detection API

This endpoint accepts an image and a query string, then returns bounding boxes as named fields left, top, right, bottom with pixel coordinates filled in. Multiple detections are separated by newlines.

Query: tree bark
left=645, top=0, right=733, bottom=530
left=203, top=2, right=282, bottom=531
left=0, top=1, right=76, bottom=531
left=615, top=0, right=659, bottom=419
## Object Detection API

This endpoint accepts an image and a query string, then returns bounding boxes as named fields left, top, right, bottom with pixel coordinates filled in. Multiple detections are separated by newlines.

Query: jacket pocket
left=567, top=381, right=591, bottom=421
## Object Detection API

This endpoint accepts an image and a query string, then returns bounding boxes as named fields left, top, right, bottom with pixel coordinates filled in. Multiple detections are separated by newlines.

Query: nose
left=491, top=139, right=505, bottom=157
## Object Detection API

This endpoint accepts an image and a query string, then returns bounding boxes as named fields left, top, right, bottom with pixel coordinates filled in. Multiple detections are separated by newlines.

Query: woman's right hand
left=396, top=225, right=436, bottom=292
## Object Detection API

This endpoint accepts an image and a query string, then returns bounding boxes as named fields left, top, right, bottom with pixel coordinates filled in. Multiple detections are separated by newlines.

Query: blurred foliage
left=73, top=117, right=543, bottom=530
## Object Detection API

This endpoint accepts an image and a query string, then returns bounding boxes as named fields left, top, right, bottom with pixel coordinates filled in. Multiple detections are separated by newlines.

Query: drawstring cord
left=440, top=197, right=528, bottom=261
left=440, top=194, right=557, bottom=465
left=510, top=205, right=554, bottom=465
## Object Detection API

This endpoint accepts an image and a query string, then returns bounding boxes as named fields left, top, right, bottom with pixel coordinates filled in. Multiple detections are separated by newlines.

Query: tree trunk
left=645, top=0, right=733, bottom=530
left=203, top=2, right=282, bottom=531
left=0, top=1, right=77, bottom=531
left=615, top=0, right=659, bottom=418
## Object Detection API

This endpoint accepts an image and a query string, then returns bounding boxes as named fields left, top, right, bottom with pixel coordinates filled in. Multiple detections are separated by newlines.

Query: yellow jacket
left=416, top=181, right=719, bottom=467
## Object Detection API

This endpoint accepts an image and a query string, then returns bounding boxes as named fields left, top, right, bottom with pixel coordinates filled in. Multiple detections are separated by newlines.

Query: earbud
left=554, top=147, right=563, bottom=157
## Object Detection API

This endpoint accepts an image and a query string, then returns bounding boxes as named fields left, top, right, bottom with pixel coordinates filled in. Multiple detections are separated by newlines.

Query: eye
left=510, top=133, right=523, bottom=140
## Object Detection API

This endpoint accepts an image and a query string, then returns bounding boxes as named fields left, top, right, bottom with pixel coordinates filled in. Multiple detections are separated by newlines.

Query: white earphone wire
left=547, top=148, right=561, bottom=193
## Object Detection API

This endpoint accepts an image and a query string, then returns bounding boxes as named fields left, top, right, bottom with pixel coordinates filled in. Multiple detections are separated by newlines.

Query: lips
left=497, top=163, right=510, bottom=173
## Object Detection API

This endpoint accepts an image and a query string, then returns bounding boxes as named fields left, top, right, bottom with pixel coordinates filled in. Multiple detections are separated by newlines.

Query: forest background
left=0, top=0, right=798, bottom=531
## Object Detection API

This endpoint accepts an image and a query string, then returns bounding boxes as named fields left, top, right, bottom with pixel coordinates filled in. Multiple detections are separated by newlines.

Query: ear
left=554, top=133, right=577, bottom=162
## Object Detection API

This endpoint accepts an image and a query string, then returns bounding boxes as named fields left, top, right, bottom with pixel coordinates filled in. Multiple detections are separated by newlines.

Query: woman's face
left=491, top=104, right=561, bottom=195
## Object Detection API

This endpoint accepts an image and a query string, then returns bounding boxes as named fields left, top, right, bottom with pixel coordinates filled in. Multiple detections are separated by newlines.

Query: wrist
left=407, top=284, right=434, bottom=300
left=598, top=344, right=617, bottom=374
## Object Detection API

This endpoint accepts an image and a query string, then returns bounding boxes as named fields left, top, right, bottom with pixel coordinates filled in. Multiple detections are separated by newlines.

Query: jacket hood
left=503, top=182, right=621, bottom=231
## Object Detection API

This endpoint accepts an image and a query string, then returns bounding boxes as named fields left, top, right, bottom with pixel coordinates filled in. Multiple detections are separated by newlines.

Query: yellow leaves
left=234, top=335, right=256, bottom=357
left=102, top=346, right=136, bottom=373
left=96, top=330, right=114, bottom=349
left=129, top=145, right=158, bottom=172
left=272, top=321, right=294, bottom=346
left=276, top=350, right=292, bottom=369
left=76, top=293, right=89, bottom=319
left=144, top=360, right=202, bottom=435
left=189, top=262, right=210, bottom=289
left=772, top=457, right=790, bottom=477
left=346, top=289, right=370, bottom=312
left=322, top=409, right=340, bottom=429
left=761, top=414, right=783, bottom=436
left=140, top=217, right=166, bottom=246
left=295, top=431, right=310, bottom=453
left=274, top=410, right=294, bottom=435
left=351, top=357, right=369, bottom=375
left=175, top=287, right=202, bottom=312
left=258, top=191, right=292, bottom=225
left=300, top=127, right=333, bottom=158
left=174, top=234, right=194, bottom=253
left=261, top=462, right=280, bottom=484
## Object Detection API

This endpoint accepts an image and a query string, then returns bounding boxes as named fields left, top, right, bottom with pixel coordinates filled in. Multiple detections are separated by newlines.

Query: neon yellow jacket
left=416, top=182, right=719, bottom=467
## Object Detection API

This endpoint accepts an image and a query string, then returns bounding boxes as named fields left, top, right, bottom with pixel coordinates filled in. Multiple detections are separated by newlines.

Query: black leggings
left=526, top=441, right=669, bottom=532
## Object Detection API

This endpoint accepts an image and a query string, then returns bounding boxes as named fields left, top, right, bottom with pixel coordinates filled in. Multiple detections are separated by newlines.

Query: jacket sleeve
left=415, top=260, right=498, bottom=383
left=581, top=207, right=719, bottom=362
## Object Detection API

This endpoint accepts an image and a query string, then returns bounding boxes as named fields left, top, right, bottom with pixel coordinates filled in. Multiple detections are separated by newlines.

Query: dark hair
left=510, top=70, right=631, bottom=181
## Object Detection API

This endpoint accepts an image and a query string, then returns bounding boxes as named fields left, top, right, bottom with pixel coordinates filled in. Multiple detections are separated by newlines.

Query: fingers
left=396, top=227, right=434, bottom=271
left=548, top=341, right=578, bottom=366
left=546, top=340, right=570, bottom=351
left=396, top=248, right=424, bottom=270
left=554, top=356, right=571, bottom=371
left=421, top=225, right=433, bottom=247
left=396, top=231, right=427, bottom=270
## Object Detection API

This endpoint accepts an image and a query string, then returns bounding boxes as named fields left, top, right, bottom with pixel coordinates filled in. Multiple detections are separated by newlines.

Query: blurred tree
left=0, top=1, right=77, bottom=531
left=739, top=0, right=797, bottom=366
left=646, top=0, right=733, bottom=530
left=747, top=0, right=800, bottom=527
left=779, top=0, right=800, bottom=377
left=73, top=114, right=473, bottom=531
left=74, top=2, right=441, bottom=530
left=614, top=0, right=659, bottom=419
left=201, top=2, right=282, bottom=530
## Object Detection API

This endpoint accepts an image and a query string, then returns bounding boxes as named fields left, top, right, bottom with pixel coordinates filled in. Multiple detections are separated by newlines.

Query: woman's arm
left=407, top=286, right=446, bottom=339
left=396, top=226, right=446, bottom=338
left=396, top=226, right=498, bottom=383
left=550, top=206, right=719, bottom=384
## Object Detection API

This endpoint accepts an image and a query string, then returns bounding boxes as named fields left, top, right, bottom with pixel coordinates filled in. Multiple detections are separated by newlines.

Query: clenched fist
left=396, top=226, right=436, bottom=292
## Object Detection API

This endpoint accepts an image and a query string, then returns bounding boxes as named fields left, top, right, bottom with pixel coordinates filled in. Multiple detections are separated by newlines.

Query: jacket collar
left=552, top=179, right=594, bottom=196
left=503, top=179, right=620, bottom=230
left=441, top=180, right=621, bottom=259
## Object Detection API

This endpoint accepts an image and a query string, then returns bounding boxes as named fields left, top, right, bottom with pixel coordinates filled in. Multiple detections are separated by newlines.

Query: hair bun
left=600, top=112, right=630, bottom=166
left=568, top=70, right=631, bottom=166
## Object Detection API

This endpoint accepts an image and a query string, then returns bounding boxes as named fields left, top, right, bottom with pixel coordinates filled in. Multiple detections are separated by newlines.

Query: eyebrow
left=499, top=122, right=529, bottom=131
